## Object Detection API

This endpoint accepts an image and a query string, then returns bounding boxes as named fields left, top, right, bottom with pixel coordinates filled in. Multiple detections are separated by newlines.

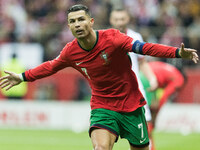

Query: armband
left=132, top=40, right=145, bottom=55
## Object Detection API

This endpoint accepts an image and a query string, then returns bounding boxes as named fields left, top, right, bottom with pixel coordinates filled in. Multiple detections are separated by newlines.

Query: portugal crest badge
left=100, top=51, right=109, bottom=65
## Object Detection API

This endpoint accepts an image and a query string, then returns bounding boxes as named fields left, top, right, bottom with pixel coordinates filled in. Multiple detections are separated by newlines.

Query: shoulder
left=98, top=28, right=121, bottom=37
left=62, top=39, right=77, bottom=52
left=97, top=29, right=123, bottom=46
left=60, top=39, right=78, bottom=58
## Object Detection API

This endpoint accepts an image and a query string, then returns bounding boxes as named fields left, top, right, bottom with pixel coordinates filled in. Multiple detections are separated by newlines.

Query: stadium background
left=0, top=0, right=200, bottom=150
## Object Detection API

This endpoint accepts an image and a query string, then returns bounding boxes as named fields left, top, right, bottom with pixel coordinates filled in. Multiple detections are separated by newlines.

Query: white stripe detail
left=18, top=73, right=24, bottom=82
left=136, top=42, right=141, bottom=53
left=131, top=39, right=137, bottom=44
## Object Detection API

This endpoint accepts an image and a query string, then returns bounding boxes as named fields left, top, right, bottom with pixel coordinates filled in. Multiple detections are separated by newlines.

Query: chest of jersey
left=68, top=39, right=130, bottom=82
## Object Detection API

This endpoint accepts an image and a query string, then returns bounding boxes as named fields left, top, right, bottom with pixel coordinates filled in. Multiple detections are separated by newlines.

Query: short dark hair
left=67, top=4, right=91, bottom=17
left=110, top=8, right=130, bottom=17
left=112, top=8, right=126, bottom=12
left=111, top=8, right=128, bottom=14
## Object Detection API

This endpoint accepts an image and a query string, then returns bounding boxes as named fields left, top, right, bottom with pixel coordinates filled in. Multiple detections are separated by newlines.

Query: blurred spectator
left=0, top=14, right=16, bottom=43
left=0, top=0, right=199, bottom=67
left=0, top=0, right=200, bottom=65
left=159, top=18, right=185, bottom=71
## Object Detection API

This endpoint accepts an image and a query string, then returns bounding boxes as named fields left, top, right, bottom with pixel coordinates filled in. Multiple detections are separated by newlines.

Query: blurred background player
left=109, top=8, right=158, bottom=150
left=0, top=52, right=27, bottom=100
left=140, top=61, right=185, bottom=133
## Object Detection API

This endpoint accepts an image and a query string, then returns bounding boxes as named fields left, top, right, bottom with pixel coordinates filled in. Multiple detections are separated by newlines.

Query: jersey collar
left=77, top=31, right=99, bottom=52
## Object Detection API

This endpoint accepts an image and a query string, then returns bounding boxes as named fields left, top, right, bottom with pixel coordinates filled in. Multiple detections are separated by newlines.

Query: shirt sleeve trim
left=175, top=48, right=181, bottom=58
left=22, top=72, right=27, bottom=81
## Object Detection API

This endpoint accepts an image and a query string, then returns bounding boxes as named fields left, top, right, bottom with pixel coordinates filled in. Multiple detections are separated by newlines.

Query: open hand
left=0, top=71, right=22, bottom=91
left=179, top=43, right=199, bottom=63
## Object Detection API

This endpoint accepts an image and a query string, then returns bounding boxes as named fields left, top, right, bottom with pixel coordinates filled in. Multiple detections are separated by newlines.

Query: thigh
left=89, top=108, right=120, bottom=140
left=119, top=107, right=149, bottom=148
left=89, top=108, right=120, bottom=149
left=91, top=128, right=116, bottom=150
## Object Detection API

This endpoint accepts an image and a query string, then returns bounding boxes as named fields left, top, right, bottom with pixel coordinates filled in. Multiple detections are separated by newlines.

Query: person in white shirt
left=110, top=8, right=158, bottom=150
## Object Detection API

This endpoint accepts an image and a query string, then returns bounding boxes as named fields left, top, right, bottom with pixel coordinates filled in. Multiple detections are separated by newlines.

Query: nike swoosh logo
left=76, top=62, right=83, bottom=66
left=140, top=138, right=147, bottom=143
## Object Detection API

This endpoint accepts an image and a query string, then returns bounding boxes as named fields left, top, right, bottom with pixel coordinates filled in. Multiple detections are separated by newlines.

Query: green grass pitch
left=0, top=129, right=199, bottom=150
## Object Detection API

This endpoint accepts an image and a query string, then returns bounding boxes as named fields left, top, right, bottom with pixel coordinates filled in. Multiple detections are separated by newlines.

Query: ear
left=90, top=18, right=94, bottom=26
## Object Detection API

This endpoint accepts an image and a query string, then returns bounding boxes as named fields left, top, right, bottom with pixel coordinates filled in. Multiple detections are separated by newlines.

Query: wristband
left=175, top=48, right=181, bottom=58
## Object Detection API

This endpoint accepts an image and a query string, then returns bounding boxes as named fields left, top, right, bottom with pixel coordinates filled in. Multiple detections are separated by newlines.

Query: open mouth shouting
left=76, top=29, right=84, bottom=35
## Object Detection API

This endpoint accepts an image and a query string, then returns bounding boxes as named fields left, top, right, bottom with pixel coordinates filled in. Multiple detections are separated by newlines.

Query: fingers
left=0, top=75, right=9, bottom=81
left=5, top=84, right=14, bottom=91
left=0, top=71, right=20, bottom=91
left=181, top=43, right=184, bottom=50
left=192, top=58, right=197, bottom=64
left=192, top=52, right=199, bottom=64
left=193, top=52, right=199, bottom=58
left=0, top=70, right=13, bottom=81
left=0, top=80, right=14, bottom=91
left=181, top=47, right=199, bottom=63
left=1, top=82, right=10, bottom=89
left=0, top=71, right=13, bottom=90
left=0, top=79, right=9, bottom=86
left=184, top=48, right=197, bottom=53
left=4, top=70, right=13, bottom=75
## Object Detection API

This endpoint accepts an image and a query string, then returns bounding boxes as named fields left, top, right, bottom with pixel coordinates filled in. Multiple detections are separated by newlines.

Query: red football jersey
left=24, top=29, right=178, bottom=112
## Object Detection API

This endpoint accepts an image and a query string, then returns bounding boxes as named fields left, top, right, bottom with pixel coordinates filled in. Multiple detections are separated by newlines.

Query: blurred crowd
left=0, top=0, right=200, bottom=64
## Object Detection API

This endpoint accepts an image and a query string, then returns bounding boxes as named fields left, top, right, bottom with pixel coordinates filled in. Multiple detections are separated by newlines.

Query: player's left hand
left=179, top=43, right=199, bottom=63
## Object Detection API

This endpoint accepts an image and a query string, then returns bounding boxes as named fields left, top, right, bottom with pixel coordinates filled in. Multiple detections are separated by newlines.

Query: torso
left=61, top=29, right=146, bottom=112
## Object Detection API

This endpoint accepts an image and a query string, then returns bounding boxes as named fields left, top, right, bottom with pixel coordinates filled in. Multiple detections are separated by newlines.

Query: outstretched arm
left=0, top=51, right=69, bottom=91
left=132, top=40, right=199, bottom=63
left=0, top=71, right=22, bottom=91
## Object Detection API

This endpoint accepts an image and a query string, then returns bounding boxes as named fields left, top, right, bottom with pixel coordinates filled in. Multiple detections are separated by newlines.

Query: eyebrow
left=69, top=16, right=86, bottom=21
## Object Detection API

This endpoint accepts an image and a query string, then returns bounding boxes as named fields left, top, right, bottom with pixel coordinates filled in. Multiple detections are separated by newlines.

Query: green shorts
left=89, top=107, right=149, bottom=148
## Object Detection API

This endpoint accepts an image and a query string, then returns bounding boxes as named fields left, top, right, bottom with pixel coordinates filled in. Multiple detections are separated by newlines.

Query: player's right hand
left=0, top=71, right=22, bottom=91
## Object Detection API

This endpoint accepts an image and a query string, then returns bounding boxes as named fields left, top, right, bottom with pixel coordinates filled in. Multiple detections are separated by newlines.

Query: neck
left=77, top=30, right=97, bottom=50
left=121, top=28, right=127, bottom=34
